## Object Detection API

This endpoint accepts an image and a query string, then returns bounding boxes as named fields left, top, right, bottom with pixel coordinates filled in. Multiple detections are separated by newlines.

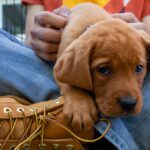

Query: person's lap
left=0, top=29, right=60, bottom=102
left=0, top=29, right=150, bottom=150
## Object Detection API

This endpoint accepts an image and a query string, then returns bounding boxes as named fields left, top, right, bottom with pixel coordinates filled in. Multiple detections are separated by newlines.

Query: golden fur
left=54, top=3, right=150, bottom=131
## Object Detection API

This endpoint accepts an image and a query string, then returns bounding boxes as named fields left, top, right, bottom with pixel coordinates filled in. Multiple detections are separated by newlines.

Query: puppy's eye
left=98, top=66, right=110, bottom=75
left=135, top=64, right=144, bottom=74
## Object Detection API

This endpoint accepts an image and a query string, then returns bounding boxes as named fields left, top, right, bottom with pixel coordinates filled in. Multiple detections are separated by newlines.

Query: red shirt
left=22, top=0, right=62, bottom=11
left=22, top=0, right=150, bottom=20
left=104, top=0, right=150, bottom=20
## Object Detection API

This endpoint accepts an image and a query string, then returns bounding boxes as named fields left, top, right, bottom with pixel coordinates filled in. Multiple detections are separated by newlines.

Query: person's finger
left=53, top=5, right=71, bottom=18
left=31, top=24, right=61, bottom=43
left=35, top=50, right=57, bottom=62
left=31, top=38, right=59, bottom=53
left=129, top=22, right=148, bottom=32
left=34, top=11, right=67, bottom=28
left=111, top=12, right=139, bottom=23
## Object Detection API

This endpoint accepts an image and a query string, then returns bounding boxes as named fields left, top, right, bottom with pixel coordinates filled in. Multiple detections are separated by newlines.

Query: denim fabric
left=0, top=29, right=60, bottom=102
left=0, top=28, right=150, bottom=150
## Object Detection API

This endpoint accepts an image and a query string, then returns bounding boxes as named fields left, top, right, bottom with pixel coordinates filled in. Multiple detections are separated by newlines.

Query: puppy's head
left=54, top=19, right=150, bottom=117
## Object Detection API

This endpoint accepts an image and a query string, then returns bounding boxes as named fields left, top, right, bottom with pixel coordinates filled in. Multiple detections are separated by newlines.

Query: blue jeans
left=0, top=29, right=60, bottom=102
left=0, top=29, right=150, bottom=150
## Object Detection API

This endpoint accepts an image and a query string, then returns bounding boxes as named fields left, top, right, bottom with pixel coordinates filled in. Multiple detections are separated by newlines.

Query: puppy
left=54, top=3, right=150, bottom=131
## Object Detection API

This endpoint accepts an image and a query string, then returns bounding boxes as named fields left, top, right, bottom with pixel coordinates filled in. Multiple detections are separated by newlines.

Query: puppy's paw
left=63, top=94, right=98, bottom=131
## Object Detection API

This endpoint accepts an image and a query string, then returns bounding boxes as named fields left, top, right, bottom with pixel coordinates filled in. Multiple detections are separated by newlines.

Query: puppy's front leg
left=61, top=84, right=98, bottom=131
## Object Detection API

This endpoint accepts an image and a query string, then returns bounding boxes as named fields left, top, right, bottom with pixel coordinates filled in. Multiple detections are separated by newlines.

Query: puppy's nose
left=118, top=96, right=137, bottom=112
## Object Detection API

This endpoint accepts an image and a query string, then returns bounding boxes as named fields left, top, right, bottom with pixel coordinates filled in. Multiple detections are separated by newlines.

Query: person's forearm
left=25, top=4, right=45, bottom=46
left=142, top=15, right=150, bottom=35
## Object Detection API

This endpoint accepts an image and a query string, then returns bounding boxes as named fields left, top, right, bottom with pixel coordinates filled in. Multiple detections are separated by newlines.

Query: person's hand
left=111, top=12, right=148, bottom=32
left=29, top=6, right=71, bottom=62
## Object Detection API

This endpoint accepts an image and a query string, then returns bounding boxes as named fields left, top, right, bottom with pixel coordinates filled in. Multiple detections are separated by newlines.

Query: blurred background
left=0, top=0, right=26, bottom=41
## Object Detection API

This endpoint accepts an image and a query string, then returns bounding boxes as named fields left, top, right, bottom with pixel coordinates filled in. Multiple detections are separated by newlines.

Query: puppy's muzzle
left=118, top=96, right=137, bottom=112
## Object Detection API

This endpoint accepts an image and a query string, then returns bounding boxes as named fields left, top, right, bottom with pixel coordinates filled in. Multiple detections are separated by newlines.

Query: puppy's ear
left=54, top=39, right=94, bottom=91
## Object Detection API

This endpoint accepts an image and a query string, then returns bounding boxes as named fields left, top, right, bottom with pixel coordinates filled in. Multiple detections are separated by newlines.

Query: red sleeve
left=142, top=0, right=150, bottom=18
left=22, top=0, right=44, bottom=5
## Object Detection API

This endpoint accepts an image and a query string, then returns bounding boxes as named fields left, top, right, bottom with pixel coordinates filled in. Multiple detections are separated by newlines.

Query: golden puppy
left=54, top=3, right=150, bottom=131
